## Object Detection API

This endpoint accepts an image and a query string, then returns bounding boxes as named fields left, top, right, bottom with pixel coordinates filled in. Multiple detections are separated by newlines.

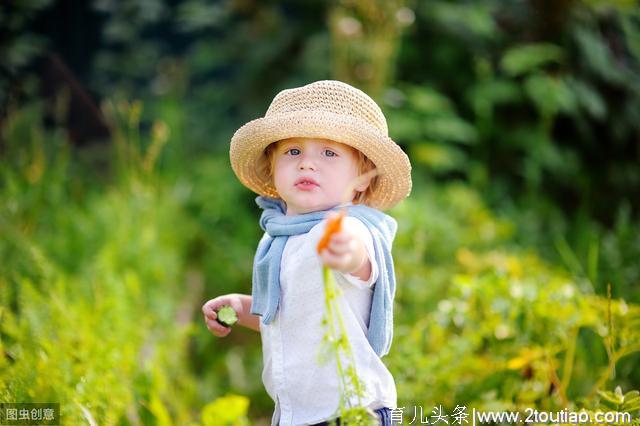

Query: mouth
left=294, top=177, right=319, bottom=190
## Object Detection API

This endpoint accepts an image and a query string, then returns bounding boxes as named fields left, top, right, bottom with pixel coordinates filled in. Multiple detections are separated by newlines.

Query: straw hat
left=229, top=80, right=412, bottom=210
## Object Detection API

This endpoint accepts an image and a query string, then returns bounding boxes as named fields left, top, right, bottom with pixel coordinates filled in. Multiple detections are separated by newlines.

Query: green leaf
left=621, top=13, right=640, bottom=60
left=201, top=395, right=249, bottom=426
left=422, top=117, right=478, bottom=145
left=599, top=389, right=624, bottom=405
left=176, top=1, right=226, bottom=32
left=573, top=27, right=626, bottom=84
left=468, top=79, right=521, bottom=118
left=624, top=391, right=640, bottom=400
left=524, top=74, right=577, bottom=117
left=425, top=2, right=498, bottom=40
left=407, top=86, right=455, bottom=115
left=149, top=394, right=172, bottom=426
left=567, top=78, right=607, bottom=120
left=501, top=43, right=564, bottom=77
left=410, top=142, right=468, bottom=173
left=387, top=110, right=423, bottom=142
left=622, top=402, right=640, bottom=413
left=622, top=396, right=640, bottom=410
left=599, top=390, right=622, bottom=403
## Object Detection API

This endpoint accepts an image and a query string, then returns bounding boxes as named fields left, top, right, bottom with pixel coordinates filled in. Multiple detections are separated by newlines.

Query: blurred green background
left=1, top=0, right=639, bottom=424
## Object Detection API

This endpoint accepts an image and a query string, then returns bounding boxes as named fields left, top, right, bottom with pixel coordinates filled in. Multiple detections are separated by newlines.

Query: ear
left=354, top=177, right=371, bottom=193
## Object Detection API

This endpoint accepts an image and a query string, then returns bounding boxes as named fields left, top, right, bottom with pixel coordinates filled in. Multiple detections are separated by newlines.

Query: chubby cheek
left=272, top=174, right=287, bottom=197
left=272, top=165, right=297, bottom=199
left=334, top=164, right=360, bottom=188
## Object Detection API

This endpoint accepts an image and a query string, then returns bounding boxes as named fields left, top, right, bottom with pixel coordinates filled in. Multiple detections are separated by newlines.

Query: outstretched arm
left=202, top=293, right=260, bottom=336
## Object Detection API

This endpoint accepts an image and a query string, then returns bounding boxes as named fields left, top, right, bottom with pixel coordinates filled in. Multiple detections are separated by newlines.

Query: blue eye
left=324, top=149, right=336, bottom=157
left=286, top=148, right=301, bottom=155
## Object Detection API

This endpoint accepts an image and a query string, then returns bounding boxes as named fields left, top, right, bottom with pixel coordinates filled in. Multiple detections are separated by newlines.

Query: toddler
left=202, top=80, right=411, bottom=426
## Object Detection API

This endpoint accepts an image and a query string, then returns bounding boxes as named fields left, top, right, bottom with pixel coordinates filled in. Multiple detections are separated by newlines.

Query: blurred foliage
left=200, top=394, right=250, bottom=426
left=0, top=0, right=53, bottom=103
left=0, top=100, right=198, bottom=424
left=5, top=0, right=639, bottom=226
left=598, top=387, right=640, bottom=413
left=390, top=1, right=640, bottom=223
left=1, top=98, right=638, bottom=424
left=383, top=0, right=640, bottom=302
left=1, top=0, right=640, bottom=424
left=87, top=0, right=332, bottom=162
left=391, top=183, right=640, bottom=415
left=329, top=0, right=412, bottom=98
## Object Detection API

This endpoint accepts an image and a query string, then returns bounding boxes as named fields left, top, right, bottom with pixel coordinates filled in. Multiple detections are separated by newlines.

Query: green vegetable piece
left=216, top=305, right=238, bottom=327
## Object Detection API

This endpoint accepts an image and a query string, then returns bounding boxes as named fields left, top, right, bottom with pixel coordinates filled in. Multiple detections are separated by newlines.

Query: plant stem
left=322, top=266, right=366, bottom=412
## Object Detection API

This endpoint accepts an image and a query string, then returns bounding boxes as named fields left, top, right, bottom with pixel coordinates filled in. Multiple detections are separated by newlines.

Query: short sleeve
left=338, top=216, right=379, bottom=289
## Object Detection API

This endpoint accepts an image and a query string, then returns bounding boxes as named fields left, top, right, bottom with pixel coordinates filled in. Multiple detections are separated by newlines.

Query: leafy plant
left=598, top=386, right=640, bottom=414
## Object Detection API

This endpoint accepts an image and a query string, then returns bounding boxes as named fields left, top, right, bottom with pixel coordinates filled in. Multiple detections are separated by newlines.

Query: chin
left=287, top=199, right=333, bottom=215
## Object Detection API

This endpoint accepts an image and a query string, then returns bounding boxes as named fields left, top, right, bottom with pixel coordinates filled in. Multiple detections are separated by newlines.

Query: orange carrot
left=317, top=209, right=346, bottom=253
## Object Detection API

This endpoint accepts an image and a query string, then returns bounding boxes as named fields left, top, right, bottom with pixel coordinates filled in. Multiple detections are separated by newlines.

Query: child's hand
left=202, top=294, right=244, bottom=337
left=318, top=212, right=371, bottom=280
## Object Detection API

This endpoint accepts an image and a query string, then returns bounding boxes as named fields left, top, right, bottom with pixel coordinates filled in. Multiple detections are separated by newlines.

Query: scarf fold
left=250, top=196, right=397, bottom=357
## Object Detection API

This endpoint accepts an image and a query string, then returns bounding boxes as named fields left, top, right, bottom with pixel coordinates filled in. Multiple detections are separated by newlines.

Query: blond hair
left=258, top=141, right=378, bottom=206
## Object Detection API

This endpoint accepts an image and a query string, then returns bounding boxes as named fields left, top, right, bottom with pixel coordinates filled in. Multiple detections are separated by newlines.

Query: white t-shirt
left=259, top=216, right=397, bottom=426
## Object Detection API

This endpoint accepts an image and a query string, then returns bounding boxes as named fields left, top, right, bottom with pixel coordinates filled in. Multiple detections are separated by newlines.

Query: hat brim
left=230, top=110, right=412, bottom=210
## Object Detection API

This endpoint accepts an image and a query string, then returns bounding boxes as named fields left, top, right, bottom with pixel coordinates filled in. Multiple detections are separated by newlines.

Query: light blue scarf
left=250, top=196, right=398, bottom=357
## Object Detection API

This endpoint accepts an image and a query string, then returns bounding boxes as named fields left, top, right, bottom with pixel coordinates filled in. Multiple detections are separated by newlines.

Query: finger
left=326, top=241, right=349, bottom=256
left=327, top=238, right=356, bottom=255
left=329, top=231, right=350, bottom=244
left=204, top=310, right=217, bottom=321
left=206, top=318, right=231, bottom=337
left=202, top=303, right=212, bottom=316
left=202, top=302, right=219, bottom=319
left=320, top=249, right=352, bottom=271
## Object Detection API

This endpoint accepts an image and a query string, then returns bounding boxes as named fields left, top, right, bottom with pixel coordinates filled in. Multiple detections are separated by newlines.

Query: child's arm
left=202, top=294, right=260, bottom=336
left=318, top=212, right=372, bottom=281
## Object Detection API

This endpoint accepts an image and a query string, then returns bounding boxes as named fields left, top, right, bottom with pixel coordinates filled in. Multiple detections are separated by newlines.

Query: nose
left=297, top=152, right=316, bottom=171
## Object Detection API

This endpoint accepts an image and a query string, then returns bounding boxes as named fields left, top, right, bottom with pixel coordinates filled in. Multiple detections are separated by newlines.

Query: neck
left=285, top=201, right=354, bottom=216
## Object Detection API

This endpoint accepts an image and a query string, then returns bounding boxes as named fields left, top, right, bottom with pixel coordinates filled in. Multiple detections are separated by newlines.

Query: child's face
left=272, top=137, right=366, bottom=216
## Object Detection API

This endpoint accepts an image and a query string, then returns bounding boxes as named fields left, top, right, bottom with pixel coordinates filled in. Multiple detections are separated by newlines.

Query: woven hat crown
left=265, top=80, right=389, bottom=134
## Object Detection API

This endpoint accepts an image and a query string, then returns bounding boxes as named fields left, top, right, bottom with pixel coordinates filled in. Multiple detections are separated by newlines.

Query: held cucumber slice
left=216, top=305, right=238, bottom=327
